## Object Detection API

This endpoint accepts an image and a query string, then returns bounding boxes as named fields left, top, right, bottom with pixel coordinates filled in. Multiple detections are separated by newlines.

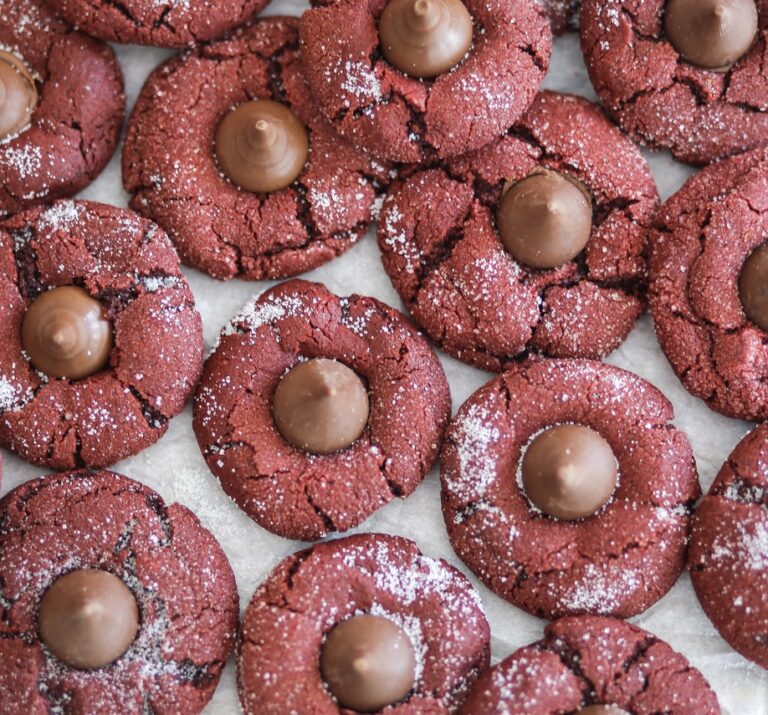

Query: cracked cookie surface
left=123, top=17, right=390, bottom=282
left=0, top=200, right=204, bottom=470
left=0, top=469, right=239, bottom=715
left=689, top=424, right=768, bottom=672
left=440, top=358, right=700, bottom=620
left=0, top=0, right=124, bottom=216
left=378, top=92, right=657, bottom=372
left=45, top=0, right=269, bottom=47
left=193, top=279, right=451, bottom=541
left=649, top=147, right=768, bottom=421
left=581, top=0, right=768, bottom=165
left=238, top=532, right=490, bottom=713
left=298, top=0, right=551, bottom=163
left=460, top=615, right=719, bottom=714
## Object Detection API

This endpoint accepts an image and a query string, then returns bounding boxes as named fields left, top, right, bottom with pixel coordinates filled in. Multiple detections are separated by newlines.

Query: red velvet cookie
left=441, top=358, right=700, bottom=620
left=0, top=0, right=124, bottom=216
left=540, top=0, right=581, bottom=35
left=194, top=279, right=451, bottom=541
left=460, top=616, right=720, bottom=714
left=44, top=0, right=269, bottom=47
left=124, top=17, right=390, bottom=282
left=298, top=0, right=551, bottom=164
left=238, top=532, right=490, bottom=713
left=689, top=424, right=768, bottom=671
left=378, top=92, right=657, bottom=372
left=0, top=200, right=204, bottom=470
left=581, top=0, right=768, bottom=165
left=649, top=147, right=768, bottom=421
left=0, top=469, right=239, bottom=714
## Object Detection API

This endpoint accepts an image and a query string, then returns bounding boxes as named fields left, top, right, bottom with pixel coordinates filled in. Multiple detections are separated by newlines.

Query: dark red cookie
left=539, top=0, right=581, bottom=35
left=689, top=424, right=768, bottom=671
left=441, top=358, right=700, bottom=620
left=0, top=200, right=204, bottom=470
left=0, top=0, right=124, bottom=216
left=649, top=146, right=768, bottom=421
left=238, top=532, right=490, bottom=713
left=298, top=0, right=551, bottom=164
left=378, top=92, right=657, bottom=372
left=194, top=279, right=451, bottom=541
left=460, top=615, right=720, bottom=714
left=581, top=0, right=768, bottom=165
left=0, top=469, right=239, bottom=714
left=44, top=0, right=269, bottom=47
left=124, top=17, right=390, bottom=282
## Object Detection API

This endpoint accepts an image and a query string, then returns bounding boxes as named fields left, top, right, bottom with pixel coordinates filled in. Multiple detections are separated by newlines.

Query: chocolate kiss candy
left=39, top=569, right=139, bottom=670
left=0, top=50, right=37, bottom=140
left=665, top=0, right=758, bottom=70
left=272, top=358, right=369, bottom=454
left=521, top=424, right=618, bottom=521
left=320, top=614, right=416, bottom=711
left=22, top=286, right=113, bottom=380
left=215, top=99, right=309, bottom=194
left=496, top=169, right=593, bottom=269
left=379, top=0, right=474, bottom=78
left=740, top=242, right=768, bottom=332
left=579, top=706, right=631, bottom=715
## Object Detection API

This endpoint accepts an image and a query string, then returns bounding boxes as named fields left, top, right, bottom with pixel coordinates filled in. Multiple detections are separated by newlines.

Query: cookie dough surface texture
left=193, top=279, right=451, bottom=542
left=0, top=469, right=239, bottom=715
left=298, top=0, right=552, bottom=163
left=0, top=200, right=204, bottom=470
left=123, top=17, right=390, bottom=281
left=460, top=616, right=720, bottom=714
left=581, top=0, right=768, bottom=165
left=689, top=423, right=768, bottom=672
left=440, top=358, right=700, bottom=620
left=238, top=532, right=490, bottom=714
left=378, top=92, right=657, bottom=371
left=44, top=0, right=270, bottom=47
left=0, top=0, right=124, bottom=216
left=649, top=146, right=768, bottom=421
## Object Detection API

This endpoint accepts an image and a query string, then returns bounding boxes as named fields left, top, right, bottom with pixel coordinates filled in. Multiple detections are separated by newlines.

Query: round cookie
left=0, top=469, right=239, bottom=713
left=440, top=358, right=700, bottom=620
left=689, top=424, right=768, bottom=671
left=123, top=17, right=390, bottom=282
left=378, top=92, right=657, bottom=372
left=238, top=532, right=490, bottom=713
left=194, top=279, right=451, bottom=541
left=44, top=0, right=269, bottom=47
left=581, top=0, right=768, bottom=165
left=0, top=200, right=204, bottom=470
left=460, top=616, right=719, bottom=714
left=649, top=146, right=768, bottom=421
left=0, top=0, right=124, bottom=216
left=298, top=0, right=552, bottom=163
left=539, top=0, right=581, bottom=35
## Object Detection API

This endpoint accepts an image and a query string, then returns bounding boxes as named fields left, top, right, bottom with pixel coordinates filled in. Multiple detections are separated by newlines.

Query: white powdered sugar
left=221, top=292, right=307, bottom=341
left=2, top=144, right=41, bottom=179
left=556, top=563, right=642, bottom=614
left=339, top=60, right=382, bottom=103
left=711, top=518, right=768, bottom=572
left=38, top=201, right=83, bottom=231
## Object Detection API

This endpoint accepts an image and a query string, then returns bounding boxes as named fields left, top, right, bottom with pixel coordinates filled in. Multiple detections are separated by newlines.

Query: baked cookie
left=124, top=17, right=389, bottom=282
left=194, top=279, right=451, bottom=541
left=441, top=358, right=700, bottom=620
left=0, top=0, right=124, bottom=216
left=649, top=146, right=768, bottom=421
left=0, top=200, right=204, bottom=470
left=0, top=469, right=239, bottom=714
left=689, top=424, right=768, bottom=671
left=581, top=0, right=768, bottom=165
left=298, top=0, right=551, bottom=163
left=460, top=615, right=720, bottom=714
left=378, top=92, right=656, bottom=372
left=540, top=0, right=581, bottom=35
left=44, top=0, right=269, bottom=47
left=238, top=532, right=490, bottom=713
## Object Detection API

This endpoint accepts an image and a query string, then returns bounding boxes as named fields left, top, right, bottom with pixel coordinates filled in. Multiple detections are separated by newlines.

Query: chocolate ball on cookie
left=22, top=286, right=113, bottom=380
left=0, top=50, right=37, bottom=140
left=38, top=569, right=139, bottom=670
left=739, top=241, right=768, bottom=332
